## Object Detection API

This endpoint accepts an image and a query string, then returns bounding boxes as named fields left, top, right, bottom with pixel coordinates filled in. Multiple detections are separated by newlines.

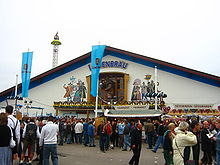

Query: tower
left=51, top=32, right=61, bottom=68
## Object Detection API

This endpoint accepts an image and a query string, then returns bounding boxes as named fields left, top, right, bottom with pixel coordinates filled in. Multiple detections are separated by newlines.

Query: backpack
left=25, top=123, right=37, bottom=142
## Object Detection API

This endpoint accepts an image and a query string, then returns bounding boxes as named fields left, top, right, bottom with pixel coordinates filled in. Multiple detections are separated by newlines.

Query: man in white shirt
left=39, top=116, right=59, bottom=165
left=74, top=119, right=83, bottom=144
left=6, top=105, right=20, bottom=159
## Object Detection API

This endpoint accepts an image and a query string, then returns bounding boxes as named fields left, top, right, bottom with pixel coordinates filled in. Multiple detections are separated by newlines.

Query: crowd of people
left=144, top=118, right=220, bottom=165
left=1, top=105, right=220, bottom=165
left=0, top=105, right=59, bottom=165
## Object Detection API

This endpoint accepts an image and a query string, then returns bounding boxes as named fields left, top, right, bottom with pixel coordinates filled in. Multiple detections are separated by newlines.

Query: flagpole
left=155, top=66, right=158, bottom=110
left=15, top=74, right=18, bottom=97
left=95, top=79, right=99, bottom=118
left=14, top=74, right=18, bottom=113
left=90, top=45, right=106, bottom=118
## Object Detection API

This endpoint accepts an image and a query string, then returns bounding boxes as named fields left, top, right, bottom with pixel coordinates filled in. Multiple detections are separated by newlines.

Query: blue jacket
left=88, top=124, right=95, bottom=136
left=83, top=123, right=88, bottom=135
left=117, top=123, right=125, bottom=135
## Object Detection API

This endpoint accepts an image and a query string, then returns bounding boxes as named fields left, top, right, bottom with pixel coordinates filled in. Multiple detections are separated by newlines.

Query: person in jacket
left=129, top=122, right=142, bottom=165
left=152, top=120, right=166, bottom=153
left=163, top=123, right=175, bottom=165
left=39, top=116, right=59, bottom=165
left=66, top=120, right=72, bottom=144
left=173, top=121, right=197, bottom=165
left=0, top=113, right=15, bottom=165
left=6, top=105, right=20, bottom=159
left=144, top=119, right=155, bottom=149
left=58, top=118, right=65, bottom=145
left=201, top=121, right=213, bottom=165
left=74, top=119, right=83, bottom=144
left=212, top=119, right=220, bottom=165
left=20, top=117, right=40, bottom=164
left=36, top=118, right=45, bottom=165
left=71, top=119, right=76, bottom=144
left=97, top=121, right=106, bottom=152
left=117, top=120, right=125, bottom=148
left=83, top=119, right=89, bottom=146
left=103, top=120, right=112, bottom=150
left=18, top=122, right=25, bottom=163
left=122, top=121, right=131, bottom=151
left=184, top=120, right=201, bottom=165
left=87, top=121, right=95, bottom=147
left=110, top=120, right=118, bottom=148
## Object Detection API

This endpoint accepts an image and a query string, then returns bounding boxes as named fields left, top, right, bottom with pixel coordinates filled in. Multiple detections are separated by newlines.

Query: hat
left=190, top=120, right=199, bottom=129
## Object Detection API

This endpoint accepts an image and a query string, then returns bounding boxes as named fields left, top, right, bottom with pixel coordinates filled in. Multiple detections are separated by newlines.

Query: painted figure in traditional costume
left=131, top=79, right=141, bottom=101
left=141, top=82, right=147, bottom=101
left=63, top=83, right=73, bottom=101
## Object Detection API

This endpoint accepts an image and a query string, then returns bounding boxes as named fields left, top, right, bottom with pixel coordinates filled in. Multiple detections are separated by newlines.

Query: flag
left=21, top=52, right=33, bottom=97
left=90, top=45, right=106, bottom=97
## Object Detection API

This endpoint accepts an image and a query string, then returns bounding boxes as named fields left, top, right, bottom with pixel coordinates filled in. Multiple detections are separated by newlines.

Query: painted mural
left=99, top=77, right=115, bottom=101
left=63, top=76, right=87, bottom=102
left=131, top=79, right=142, bottom=100
left=131, top=76, right=167, bottom=102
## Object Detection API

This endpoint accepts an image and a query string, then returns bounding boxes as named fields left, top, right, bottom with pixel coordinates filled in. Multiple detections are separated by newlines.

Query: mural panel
left=131, top=75, right=167, bottom=102
left=63, top=76, right=87, bottom=102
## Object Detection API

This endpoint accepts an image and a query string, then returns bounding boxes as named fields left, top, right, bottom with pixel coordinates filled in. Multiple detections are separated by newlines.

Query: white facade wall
left=1, top=55, right=220, bottom=116
left=103, top=56, right=220, bottom=106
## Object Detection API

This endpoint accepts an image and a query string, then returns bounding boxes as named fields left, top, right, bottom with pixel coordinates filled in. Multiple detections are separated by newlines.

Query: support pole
left=94, top=80, right=99, bottom=118
left=155, top=66, right=158, bottom=110
left=15, top=75, right=18, bottom=97
left=14, top=74, right=18, bottom=113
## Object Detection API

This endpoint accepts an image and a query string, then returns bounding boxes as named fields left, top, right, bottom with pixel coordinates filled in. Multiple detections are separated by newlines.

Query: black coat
left=130, top=127, right=142, bottom=150
left=201, top=128, right=212, bottom=151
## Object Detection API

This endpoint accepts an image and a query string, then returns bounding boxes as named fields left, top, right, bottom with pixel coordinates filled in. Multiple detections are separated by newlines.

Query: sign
left=88, top=60, right=128, bottom=70
left=173, top=104, right=213, bottom=109
left=102, top=61, right=128, bottom=69
left=114, top=105, right=149, bottom=110
left=145, top=75, right=152, bottom=80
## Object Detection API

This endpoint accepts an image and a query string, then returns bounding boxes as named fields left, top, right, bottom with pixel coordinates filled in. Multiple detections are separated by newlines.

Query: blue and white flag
left=90, top=45, right=106, bottom=97
left=21, top=52, right=33, bottom=97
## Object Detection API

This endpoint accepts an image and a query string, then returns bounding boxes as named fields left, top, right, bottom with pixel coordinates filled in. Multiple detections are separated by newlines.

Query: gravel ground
left=14, top=142, right=165, bottom=165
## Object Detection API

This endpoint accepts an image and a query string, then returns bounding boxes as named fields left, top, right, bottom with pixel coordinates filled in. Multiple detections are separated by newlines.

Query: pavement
left=14, top=142, right=165, bottom=165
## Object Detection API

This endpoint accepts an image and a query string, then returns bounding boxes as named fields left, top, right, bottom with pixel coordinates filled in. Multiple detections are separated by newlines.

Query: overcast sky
left=0, top=0, right=220, bottom=93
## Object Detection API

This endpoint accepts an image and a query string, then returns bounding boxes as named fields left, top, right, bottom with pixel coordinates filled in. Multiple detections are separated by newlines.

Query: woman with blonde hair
left=173, top=121, right=197, bottom=165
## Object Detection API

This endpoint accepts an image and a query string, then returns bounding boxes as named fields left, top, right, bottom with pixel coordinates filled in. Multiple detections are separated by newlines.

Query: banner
left=90, top=45, right=106, bottom=97
left=21, top=52, right=33, bottom=97
left=114, top=105, right=150, bottom=110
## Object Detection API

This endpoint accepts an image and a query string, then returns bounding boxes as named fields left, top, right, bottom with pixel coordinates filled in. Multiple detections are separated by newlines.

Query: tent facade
left=0, top=46, right=220, bottom=117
